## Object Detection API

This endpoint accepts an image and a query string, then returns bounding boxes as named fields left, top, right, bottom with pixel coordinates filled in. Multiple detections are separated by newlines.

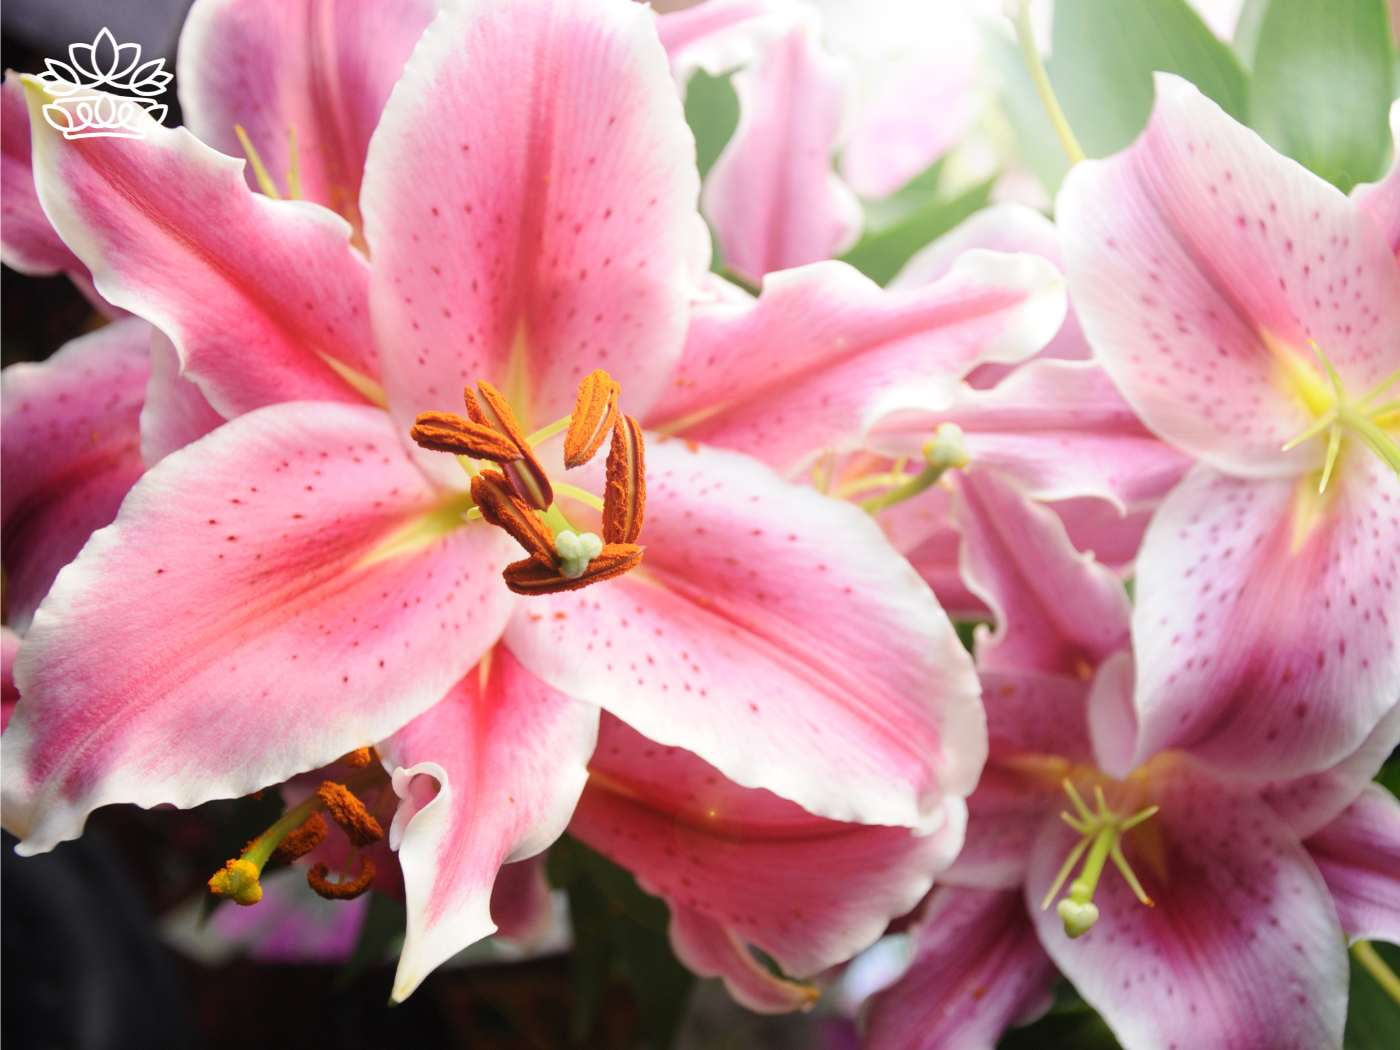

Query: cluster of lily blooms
left=0, top=1, right=1397, bottom=1048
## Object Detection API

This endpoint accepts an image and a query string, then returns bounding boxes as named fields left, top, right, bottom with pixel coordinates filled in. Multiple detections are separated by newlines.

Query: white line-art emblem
left=37, top=27, right=171, bottom=140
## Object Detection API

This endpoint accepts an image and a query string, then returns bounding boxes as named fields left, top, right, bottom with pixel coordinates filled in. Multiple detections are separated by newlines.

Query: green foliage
left=1249, top=0, right=1397, bottom=191
left=1048, top=0, right=1250, bottom=158
left=839, top=164, right=994, bottom=286
left=684, top=70, right=740, bottom=180
left=1345, top=941, right=1400, bottom=1049
left=998, top=982, right=1121, bottom=1048
left=548, top=836, right=695, bottom=1049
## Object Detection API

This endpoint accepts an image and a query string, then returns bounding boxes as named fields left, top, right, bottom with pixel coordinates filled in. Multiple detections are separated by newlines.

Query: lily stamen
left=1041, top=779, right=1159, bottom=939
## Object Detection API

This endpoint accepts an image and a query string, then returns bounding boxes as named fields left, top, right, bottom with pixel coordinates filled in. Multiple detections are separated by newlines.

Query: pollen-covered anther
left=316, top=780, right=384, bottom=848
left=340, top=746, right=375, bottom=769
left=502, top=543, right=644, bottom=595
left=272, top=811, right=329, bottom=862
left=603, top=414, right=646, bottom=544
left=471, top=381, right=554, bottom=509
left=410, top=410, right=520, bottom=460
left=564, top=369, right=621, bottom=468
left=471, top=470, right=556, bottom=565
left=307, top=857, right=377, bottom=901
left=208, top=858, right=263, bottom=906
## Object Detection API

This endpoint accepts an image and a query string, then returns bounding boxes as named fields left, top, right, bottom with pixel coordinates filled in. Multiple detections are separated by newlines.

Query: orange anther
left=316, top=781, right=383, bottom=848
left=471, top=470, right=556, bottom=564
left=307, top=857, right=377, bottom=901
left=502, top=543, right=643, bottom=595
left=272, top=811, right=329, bottom=862
left=410, top=411, right=520, bottom=460
left=474, top=381, right=553, bottom=510
left=603, top=415, right=645, bottom=544
left=564, top=369, right=620, bottom=468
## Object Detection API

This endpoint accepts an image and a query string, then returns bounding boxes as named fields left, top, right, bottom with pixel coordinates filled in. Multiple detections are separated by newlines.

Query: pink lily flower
left=862, top=466, right=1400, bottom=1050
left=1057, top=73, right=1400, bottom=781
left=566, top=713, right=968, bottom=1013
left=2, top=0, right=993, bottom=1001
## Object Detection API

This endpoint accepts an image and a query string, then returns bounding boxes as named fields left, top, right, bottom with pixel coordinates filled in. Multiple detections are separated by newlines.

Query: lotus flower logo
left=37, top=27, right=171, bottom=140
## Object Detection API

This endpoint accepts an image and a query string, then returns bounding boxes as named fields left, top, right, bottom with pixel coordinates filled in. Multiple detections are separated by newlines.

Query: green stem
left=553, top=482, right=605, bottom=512
left=527, top=415, right=573, bottom=447
left=1353, top=941, right=1400, bottom=1008
left=1013, top=0, right=1086, bottom=166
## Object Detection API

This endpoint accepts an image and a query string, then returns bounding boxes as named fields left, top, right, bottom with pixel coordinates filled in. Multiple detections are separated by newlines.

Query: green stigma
left=1041, top=779, right=1160, bottom=939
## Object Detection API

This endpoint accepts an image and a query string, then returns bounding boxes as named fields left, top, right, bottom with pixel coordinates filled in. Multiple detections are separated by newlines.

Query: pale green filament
left=858, top=424, right=969, bottom=514
left=1281, top=343, right=1400, bottom=493
left=1041, top=780, right=1159, bottom=939
left=1353, top=941, right=1400, bottom=1008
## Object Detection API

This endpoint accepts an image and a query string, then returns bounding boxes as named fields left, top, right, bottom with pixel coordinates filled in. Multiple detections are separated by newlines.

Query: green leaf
left=1345, top=941, right=1400, bottom=1049
left=1249, top=0, right=1397, bottom=191
left=548, top=837, right=695, bottom=1049
left=1048, top=0, right=1250, bottom=158
left=684, top=70, right=740, bottom=180
left=839, top=169, right=994, bottom=286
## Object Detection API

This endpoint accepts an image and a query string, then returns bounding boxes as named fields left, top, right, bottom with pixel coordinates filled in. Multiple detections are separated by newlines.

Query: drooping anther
left=410, top=411, right=520, bottom=460
left=603, top=414, right=646, bottom=544
left=316, top=781, right=384, bottom=848
left=564, top=369, right=621, bottom=468
left=471, top=470, right=557, bottom=565
left=272, top=811, right=329, bottom=862
left=340, top=747, right=374, bottom=769
left=469, top=382, right=554, bottom=509
left=502, top=543, right=643, bottom=595
left=307, top=857, right=377, bottom=901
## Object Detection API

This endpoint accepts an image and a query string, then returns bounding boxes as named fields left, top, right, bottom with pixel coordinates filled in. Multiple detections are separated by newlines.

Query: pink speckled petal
left=953, top=469, right=1131, bottom=685
left=870, top=360, right=1191, bottom=509
left=1058, top=74, right=1400, bottom=477
left=649, top=252, right=1066, bottom=474
left=381, top=648, right=597, bottom=1000
left=490, top=856, right=555, bottom=945
left=703, top=19, right=860, bottom=282
left=1, top=318, right=151, bottom=631
left=570, top=715, right=964, bottom=983
left=1129, top=458, right=1400, bottom=780
left=1263, top=704, right=1400, bottom=838
left=1, top=73, right=86, bottom=283
left=22, top=79, right=379, bottom=418
left=1025, top=770, right=1348, bottom=1050
left=140, top=330, right=226, bottom=465
left=668, top=906, right=818, bottom=1014
left=1353, top=101, right=1400, bottom=264
left=863, top=888, right=1055, bottom=1050
left=507, top=439, right=984, bottom=832
left=0, top=402, right=514, bottom=855
left=177, top=0, right=437, bottom=228
left=942, top=764, right=1057, bottom=891
left=1305, top=784, right=1400, bottom=944
left=362, top=0, right=706, bottom=485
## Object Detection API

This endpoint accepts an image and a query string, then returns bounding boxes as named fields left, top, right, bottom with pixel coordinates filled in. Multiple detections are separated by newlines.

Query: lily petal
left=140, top=330, right=225, bottom=465
left=507, top=438, right=985, bottom=831
left=1025, top=770, right=1348, bottom=1050
left=1353, top=100, right=1400, bottom=264
left=862, top=888, right=1056, bottom=1050
left=657, top=0, right=797, bottom=84
left=177, top=0, right=437, bottom=227
left=1305, top=784, right=1400, bottom=945
left=668, top=905, right=819, bottom=1013
left=1129, top=457, right=1400, bottom=780
left=490, top=856, right=556, bottom=945
left=1, top=402, right=514, bottom=854
left=2, top=627, right=18, bottom=732
left=1, top=318, right=150, bottom=631
left=22, top=78, right=379, bottom=418
left=703, top=17, right=860, bottom=283
left=1058, top=73, right=1400, bottom=477
left=571, top=715, right=964, bottom=983
left=872, top=360, right=1191, bottom=509
left=942, top=764, right=1058, bottom=891
left=381, top=647, right=598, bottom=1001
left=1, top=73, right=87, bottom=285
left=649, top=251, right=1066, bottom=474
left=362, top=0, right=706, bottom=484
